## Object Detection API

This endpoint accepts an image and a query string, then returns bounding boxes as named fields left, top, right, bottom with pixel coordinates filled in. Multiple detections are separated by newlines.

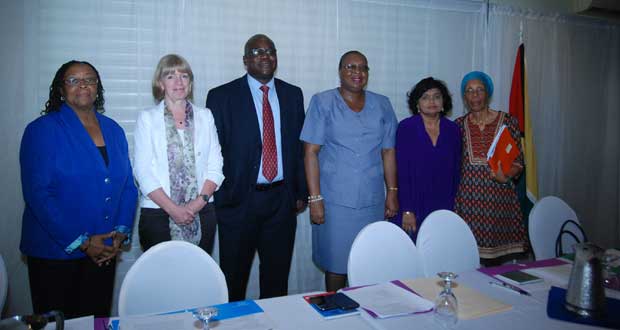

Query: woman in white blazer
left=134, top=54, right=224, bottom=253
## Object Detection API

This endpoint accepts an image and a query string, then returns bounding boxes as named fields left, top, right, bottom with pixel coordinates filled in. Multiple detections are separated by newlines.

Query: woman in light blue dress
left=301, top=51, right=398, bottom=291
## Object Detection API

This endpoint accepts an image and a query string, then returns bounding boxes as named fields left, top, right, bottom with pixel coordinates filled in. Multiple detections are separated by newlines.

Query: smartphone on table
left=308, top=295, right=338, bottom=311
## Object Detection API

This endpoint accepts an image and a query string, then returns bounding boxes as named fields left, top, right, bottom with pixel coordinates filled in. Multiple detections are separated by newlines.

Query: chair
left=416, top=210, right=480, bottom=277
left=347, top=221, right=420, bottom=287
left=528, top=196, right=583, bottom=260
left=118, top=241, right=228, bottom=316
left=0, top=254, right=7, bottom=315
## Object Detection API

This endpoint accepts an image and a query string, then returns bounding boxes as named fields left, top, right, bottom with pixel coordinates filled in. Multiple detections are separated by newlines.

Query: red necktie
left=260, top=85, right=277, bottom=182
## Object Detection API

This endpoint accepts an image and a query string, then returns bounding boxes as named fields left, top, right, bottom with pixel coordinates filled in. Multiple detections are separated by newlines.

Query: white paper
left=524, top=264, right=572, bottom=289
left=605, top=249, right=620, bottom=267
left=486, top=124, right=507, bottom=160
left=522, top=265, right=620, bottom=299
left=44, top=315, right=93, bottom=330
left=343, top=282, right=434, bottom=318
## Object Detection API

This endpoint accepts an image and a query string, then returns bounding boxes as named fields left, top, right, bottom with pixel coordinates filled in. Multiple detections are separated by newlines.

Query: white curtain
left=485, top=4, right=620, bottom=250
left=17, top=0, right=485, bottom=316
left=2, top=0, right=618, bottom=317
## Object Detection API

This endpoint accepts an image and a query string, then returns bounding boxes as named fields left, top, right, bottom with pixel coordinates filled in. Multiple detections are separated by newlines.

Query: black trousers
left=27, top=256, right=115, bottom=318
left=138, top=203, right=217, bottom=254
left=217, top=185, right=297, bottom=301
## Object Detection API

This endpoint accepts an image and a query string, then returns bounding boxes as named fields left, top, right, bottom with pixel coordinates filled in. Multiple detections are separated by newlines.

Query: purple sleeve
left=396, top=120, right=414, bottom=213
left=450, top=124, right=463, bottom=209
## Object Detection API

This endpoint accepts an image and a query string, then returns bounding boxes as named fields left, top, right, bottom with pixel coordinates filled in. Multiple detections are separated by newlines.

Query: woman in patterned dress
left=454, top=71, right=527, bottom=265
left=134, top=54, right=224, bottom=253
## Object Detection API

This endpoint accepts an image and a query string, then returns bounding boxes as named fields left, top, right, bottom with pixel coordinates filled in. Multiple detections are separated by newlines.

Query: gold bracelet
left=387, top=187, right=398, bottom=191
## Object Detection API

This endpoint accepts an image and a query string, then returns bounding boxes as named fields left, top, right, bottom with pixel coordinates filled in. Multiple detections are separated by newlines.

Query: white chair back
left=528, top=196, right=582, bottom=260
left=118, top=241, right=228, bottom=316
left=0, top=254, right=7, bottom=315
left=347, top=221, right=420, bottom=287
left=417, top=210, right=480, bottom=277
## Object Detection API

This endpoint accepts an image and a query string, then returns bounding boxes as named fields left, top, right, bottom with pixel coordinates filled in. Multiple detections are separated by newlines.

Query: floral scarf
left=165, top=102, right=201, bottom=245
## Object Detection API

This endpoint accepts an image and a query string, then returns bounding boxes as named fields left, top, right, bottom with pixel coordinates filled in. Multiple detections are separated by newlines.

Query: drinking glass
left=193, top=307, right=218, bottom=330
left=434, top=272, right=458, bottom=329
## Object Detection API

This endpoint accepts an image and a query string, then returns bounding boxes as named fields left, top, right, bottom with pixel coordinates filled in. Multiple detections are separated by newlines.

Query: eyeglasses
left=342, top=64, right=369, bottom=73
left=64, top=77, right=98, bottom=86
left=464, top=87, right=486, bottom=95
left=420, top=93, right=443, bottom=102
left=247, top=48, right=277, bottom=57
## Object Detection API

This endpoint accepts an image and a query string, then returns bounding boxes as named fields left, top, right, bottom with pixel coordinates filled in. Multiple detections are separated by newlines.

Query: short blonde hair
left=152, top=54, right=194, bottom=102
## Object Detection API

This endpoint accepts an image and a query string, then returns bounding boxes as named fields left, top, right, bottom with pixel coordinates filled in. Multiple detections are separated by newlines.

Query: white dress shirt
left=247, top=75, right=284, bottom=183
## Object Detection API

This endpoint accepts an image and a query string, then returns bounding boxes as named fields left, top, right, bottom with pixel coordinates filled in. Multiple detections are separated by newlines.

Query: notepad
left=402, top=278, right=512, bottom=320
left=496, top=270, right=544, bottom=286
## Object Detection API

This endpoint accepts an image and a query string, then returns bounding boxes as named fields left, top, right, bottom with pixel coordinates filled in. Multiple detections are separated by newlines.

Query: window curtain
left=15, top=0, right=484, bottom=315
left=485, top=4, right=620, bottom=250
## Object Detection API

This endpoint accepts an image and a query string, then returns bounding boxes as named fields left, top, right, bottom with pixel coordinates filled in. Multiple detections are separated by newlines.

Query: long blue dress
left=300, top=88, right=398, bottom=274
left=390, top=115, right=462, bottom=242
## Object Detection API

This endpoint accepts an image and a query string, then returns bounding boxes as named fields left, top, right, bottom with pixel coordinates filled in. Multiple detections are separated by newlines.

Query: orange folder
left=487, top=125, right=519, bottom=174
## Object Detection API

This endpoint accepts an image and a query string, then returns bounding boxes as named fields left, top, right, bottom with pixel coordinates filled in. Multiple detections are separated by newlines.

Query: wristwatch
left=201, top=194, right=210, bottom=202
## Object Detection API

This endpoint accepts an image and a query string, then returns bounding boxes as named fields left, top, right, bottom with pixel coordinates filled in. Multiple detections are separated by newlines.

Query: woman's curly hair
left=43, top=60, right=105, bottom=114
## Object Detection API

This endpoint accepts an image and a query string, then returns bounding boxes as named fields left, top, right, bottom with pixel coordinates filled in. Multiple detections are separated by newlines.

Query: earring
left=60, top=96, right=65, bottom=101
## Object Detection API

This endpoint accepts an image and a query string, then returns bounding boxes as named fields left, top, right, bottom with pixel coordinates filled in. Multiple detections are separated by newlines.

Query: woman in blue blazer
left=20, top=60, right=138, bottom=318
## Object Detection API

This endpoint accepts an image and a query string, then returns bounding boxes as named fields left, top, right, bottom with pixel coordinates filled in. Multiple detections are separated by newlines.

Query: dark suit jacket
left=206, top=75, right=307, bottom=210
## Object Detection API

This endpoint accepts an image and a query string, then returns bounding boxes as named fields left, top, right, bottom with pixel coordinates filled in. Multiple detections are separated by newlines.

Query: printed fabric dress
left=454, top=111, right=527, bottom=259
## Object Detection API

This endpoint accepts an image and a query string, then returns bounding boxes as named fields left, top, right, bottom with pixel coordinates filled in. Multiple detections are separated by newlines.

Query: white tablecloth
left=256, top=270, right=606, bottom=330
left=101, top=264, right=610, bottom=330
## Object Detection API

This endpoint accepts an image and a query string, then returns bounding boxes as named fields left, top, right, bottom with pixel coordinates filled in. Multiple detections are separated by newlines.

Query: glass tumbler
left=193, top=307, right=218, bottom=330
left=434, top=272, right=458, bottom=329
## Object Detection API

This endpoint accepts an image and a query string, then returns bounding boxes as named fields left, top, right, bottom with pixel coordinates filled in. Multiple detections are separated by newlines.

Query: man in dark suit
left=206, top=34, right=307, bottom=301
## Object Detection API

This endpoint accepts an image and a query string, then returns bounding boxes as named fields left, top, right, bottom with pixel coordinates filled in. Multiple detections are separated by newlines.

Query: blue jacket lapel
left=58, top=103, right=108, bottom=170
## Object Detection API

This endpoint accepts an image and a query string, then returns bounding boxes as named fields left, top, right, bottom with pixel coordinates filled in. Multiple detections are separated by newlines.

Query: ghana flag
left=509, top=44, right=538, bottom=218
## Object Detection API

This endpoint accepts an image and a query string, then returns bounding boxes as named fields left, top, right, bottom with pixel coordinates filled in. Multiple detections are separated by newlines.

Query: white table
left=255, top=269, right=606, bottom=330
left=99, top=263, right=610, bottom=330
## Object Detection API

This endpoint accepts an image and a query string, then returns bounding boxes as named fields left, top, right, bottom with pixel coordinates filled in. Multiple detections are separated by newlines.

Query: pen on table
left=489, top=281, right=531, bottom=296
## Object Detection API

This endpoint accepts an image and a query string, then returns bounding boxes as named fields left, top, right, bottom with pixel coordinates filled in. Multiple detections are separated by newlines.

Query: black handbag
left=555, top=219, right=587, bottom=257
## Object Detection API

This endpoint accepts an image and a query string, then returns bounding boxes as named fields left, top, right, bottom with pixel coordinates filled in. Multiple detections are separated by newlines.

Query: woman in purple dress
left=391, top=77, right=461, bottom=242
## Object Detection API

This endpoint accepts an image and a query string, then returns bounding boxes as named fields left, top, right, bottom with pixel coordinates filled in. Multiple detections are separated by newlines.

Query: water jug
left=565, top=242, right=606, bottom=318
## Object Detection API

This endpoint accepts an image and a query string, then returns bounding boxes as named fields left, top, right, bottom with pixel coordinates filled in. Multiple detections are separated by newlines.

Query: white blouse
left=133, top=100, right=225, bottom=208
